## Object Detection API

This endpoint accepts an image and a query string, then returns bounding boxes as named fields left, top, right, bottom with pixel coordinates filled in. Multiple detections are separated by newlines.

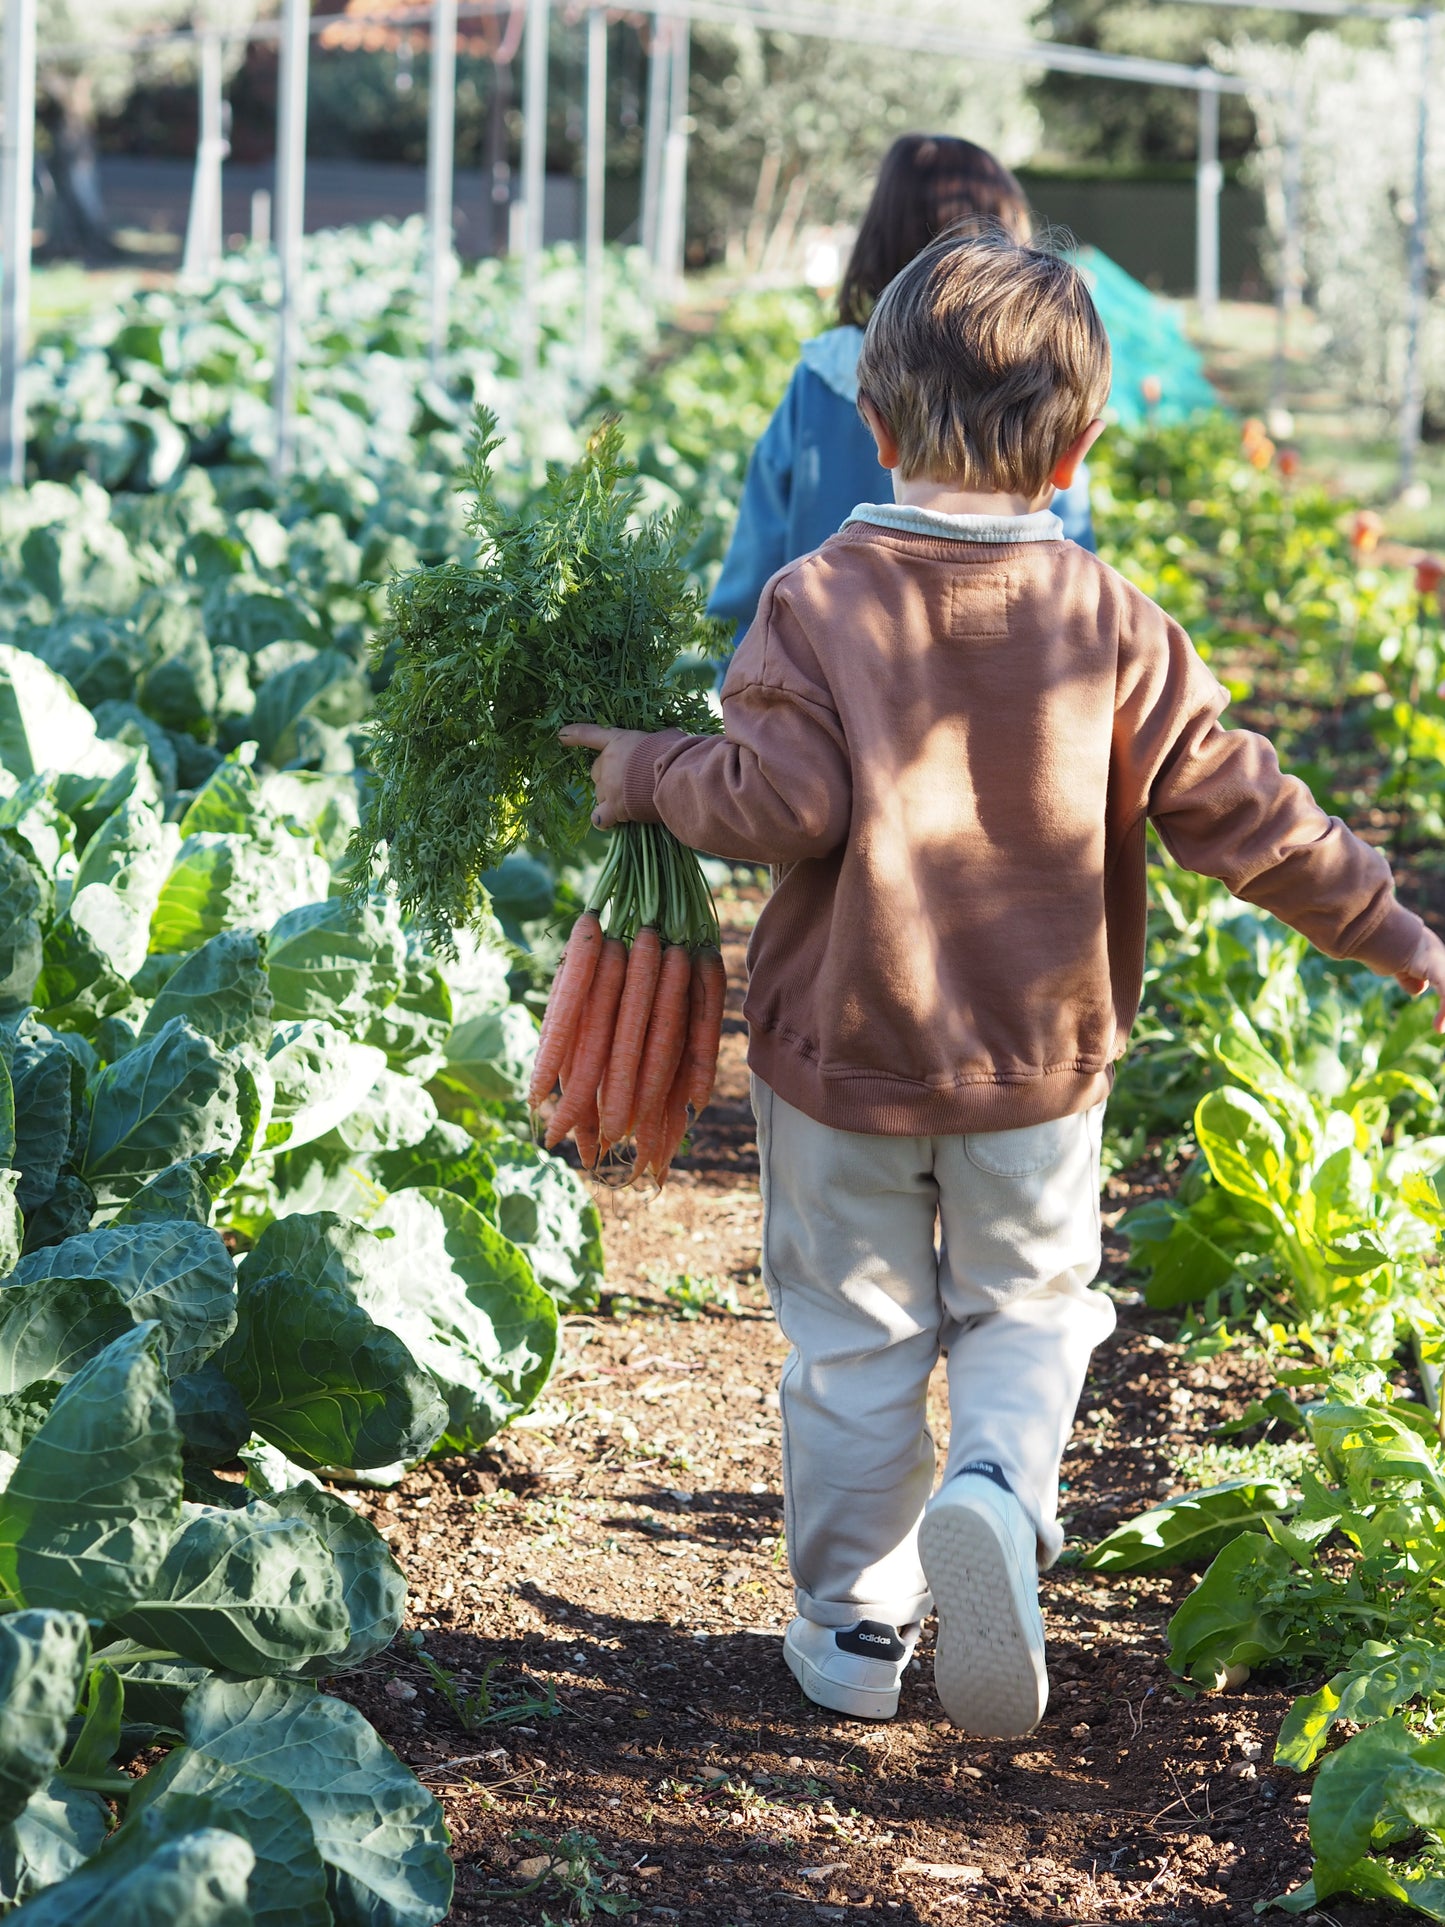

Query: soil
left=328, top=909, right=1378, bottom=1927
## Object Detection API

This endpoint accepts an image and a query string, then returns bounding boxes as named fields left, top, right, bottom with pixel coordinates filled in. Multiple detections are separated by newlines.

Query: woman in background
left=709, top=134, right=1097, bottom=636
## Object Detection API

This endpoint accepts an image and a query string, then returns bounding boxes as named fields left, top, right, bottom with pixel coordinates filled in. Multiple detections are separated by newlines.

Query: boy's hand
left=1396, top=928, right=1445, bottom=1034
left=559, top=723, right=651, bottom=829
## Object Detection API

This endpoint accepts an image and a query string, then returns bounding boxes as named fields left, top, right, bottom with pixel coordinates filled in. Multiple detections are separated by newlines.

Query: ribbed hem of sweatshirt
left=843, top=502, right=1065, bottom=544
left=748, top=1023, right=1116, bottom=1137
left=1347, top=898, right=1428, bottom=978
left=621, top=731, right=685, bottom=825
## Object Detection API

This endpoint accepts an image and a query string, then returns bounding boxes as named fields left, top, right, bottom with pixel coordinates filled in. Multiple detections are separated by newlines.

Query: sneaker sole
left=919, top=1497, right=1047, bottom=1738
left=783, top=1626, right=901, bottom=1721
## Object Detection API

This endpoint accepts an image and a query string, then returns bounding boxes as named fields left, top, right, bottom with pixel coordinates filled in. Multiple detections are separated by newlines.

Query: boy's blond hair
left=856, top=228, right=1111, bottom=495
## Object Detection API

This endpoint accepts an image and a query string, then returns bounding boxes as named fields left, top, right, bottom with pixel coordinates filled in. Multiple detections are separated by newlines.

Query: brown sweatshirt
left=621, top=519, right=1426, bottom=1136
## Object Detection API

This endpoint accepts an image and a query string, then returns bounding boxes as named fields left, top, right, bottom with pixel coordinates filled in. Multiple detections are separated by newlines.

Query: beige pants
left=753, top=1079, right=1116, bottom=1630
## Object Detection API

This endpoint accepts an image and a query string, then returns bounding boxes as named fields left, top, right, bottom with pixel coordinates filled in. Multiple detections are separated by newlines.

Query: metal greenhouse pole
left=582, top=2, right=607, bottom=383
left=1195, top=81, right=1221, bottom=332
left=427, top=0, right=459, bottom=372
left=0, top=0, right=36, bottom=486
left=182, top=29, right=228, bottom=281
left=519, top=0, right=549, bottom=382
left=1399, top=6, right=1434, bottom=494
left=1268, top=78, right=1304, bottom=423
left=640, top=12, right=670, bottom=261
left=272, top=0, right=311, bottom=476
left=656, top=14, right=689, bottom=290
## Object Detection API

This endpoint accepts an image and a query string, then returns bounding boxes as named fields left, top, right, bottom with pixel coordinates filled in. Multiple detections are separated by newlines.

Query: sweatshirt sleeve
left=619, top=577, right=853, bottom=865
left=1112, top=589, right=1425, bottom=978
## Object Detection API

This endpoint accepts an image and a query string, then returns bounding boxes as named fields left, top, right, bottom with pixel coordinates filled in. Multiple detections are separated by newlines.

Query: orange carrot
left=649, top=1044, right=694, bottom=1185
left=572, top=1092, right=601, bottom=1172
left=598, top=927, right=664, bottom=1145
left=528, top=911, right=603, bottom=1110
left=546, top=935, right=628, bottom=1147
left=683, top=945, right=726, bottom=1114
left=628, top=943, right=692, bottom=1154
left=630, top=1085, right=670, bottom=1187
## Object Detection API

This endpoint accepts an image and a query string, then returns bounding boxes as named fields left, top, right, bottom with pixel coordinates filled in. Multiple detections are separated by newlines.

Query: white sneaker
left=783, top=1616, right=916, bottom=1720
left=919, top=1463, right=1048, bottom=1738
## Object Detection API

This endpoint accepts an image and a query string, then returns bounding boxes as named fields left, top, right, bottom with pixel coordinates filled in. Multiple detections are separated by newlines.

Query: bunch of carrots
left=528, top=822, right=726, bottom=1187
left=350, top=411, right=728, bottom=1185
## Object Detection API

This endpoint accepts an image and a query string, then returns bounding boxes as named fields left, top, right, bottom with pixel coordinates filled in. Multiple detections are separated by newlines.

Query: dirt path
left=331, top=921, right=1374, bottom=1927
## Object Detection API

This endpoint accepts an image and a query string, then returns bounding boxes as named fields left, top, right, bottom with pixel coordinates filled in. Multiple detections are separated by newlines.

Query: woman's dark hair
left=837, top=135, right=1032, bottom=327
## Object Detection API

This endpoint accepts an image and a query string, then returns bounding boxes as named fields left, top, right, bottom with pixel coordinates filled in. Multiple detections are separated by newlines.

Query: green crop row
left=0, top=228, right=665, bottom=1926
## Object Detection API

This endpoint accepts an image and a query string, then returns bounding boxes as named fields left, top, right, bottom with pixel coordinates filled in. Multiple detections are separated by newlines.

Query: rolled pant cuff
left=796, top=1586, right=933, bottom=1631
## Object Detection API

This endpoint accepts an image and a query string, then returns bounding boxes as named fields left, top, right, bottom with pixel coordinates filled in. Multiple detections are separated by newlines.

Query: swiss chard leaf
left=1277, top=1640, right=1445, bottom=1773
left=1166, top=1529, right=1299, bottom=1684
left=1086, top=1479, right=1294, bottom=1574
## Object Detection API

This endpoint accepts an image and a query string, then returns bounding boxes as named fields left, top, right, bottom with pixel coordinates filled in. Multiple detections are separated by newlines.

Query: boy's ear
left=858, top=395, right=901, bottom=473
left=1051, top=418, right=1105, bottom=491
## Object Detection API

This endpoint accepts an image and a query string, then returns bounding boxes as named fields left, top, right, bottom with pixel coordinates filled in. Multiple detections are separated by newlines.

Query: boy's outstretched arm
left=1397, top=927, right=1445, bottom=1032
left=1116, top=594, right=1445, bottom=1032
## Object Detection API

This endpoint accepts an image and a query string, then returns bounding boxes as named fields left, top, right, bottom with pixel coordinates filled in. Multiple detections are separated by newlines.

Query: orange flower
left=1278, top=448, right=1300, bottom=479
left=1241, top=417, right=1268, bottom=455
left=1415, top=555, right=1445, bottom=595
left=1248, top=437, right=1276, bottom=470
left=1351, top=510, right=1384, bottom=555
left=1141, top=375, right=1163, bottom=406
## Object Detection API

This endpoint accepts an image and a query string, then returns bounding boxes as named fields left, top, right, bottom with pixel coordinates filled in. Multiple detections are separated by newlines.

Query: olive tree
left=686, top=2, right=1043, bottom=267
left=37, top=0, right=258, bottom=257
left=1227, top=24, right=1445, bottom=427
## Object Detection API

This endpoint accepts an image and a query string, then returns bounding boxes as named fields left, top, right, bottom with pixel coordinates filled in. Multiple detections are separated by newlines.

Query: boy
left=560, top=231, right=1445, bottom=1739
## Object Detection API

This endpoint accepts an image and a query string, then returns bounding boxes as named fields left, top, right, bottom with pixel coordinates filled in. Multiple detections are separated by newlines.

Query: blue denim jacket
left=707, top=325, right=1096, bottom=631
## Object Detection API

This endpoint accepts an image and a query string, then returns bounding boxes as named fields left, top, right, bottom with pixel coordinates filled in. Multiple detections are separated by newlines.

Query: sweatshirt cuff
left=620, top=730, right=687, bottom=825
left=1349, top=899, right=1428, bottom=978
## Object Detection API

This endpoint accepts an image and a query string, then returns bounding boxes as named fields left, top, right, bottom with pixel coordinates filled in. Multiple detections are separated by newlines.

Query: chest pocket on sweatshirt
left=947, top=572, right=1012, bottom=641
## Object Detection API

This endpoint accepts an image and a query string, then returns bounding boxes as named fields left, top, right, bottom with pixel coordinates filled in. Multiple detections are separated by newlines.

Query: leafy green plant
left=415, top=1651, right=560, bottom=1732
left=657, top=1270, right=741, bottom=1320
left=502, top=1828, right=637, bottom=1919
left=1086, top=1369, right=1445, bottom=1915
left=1122, top=998, right=1442, bottom=1345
